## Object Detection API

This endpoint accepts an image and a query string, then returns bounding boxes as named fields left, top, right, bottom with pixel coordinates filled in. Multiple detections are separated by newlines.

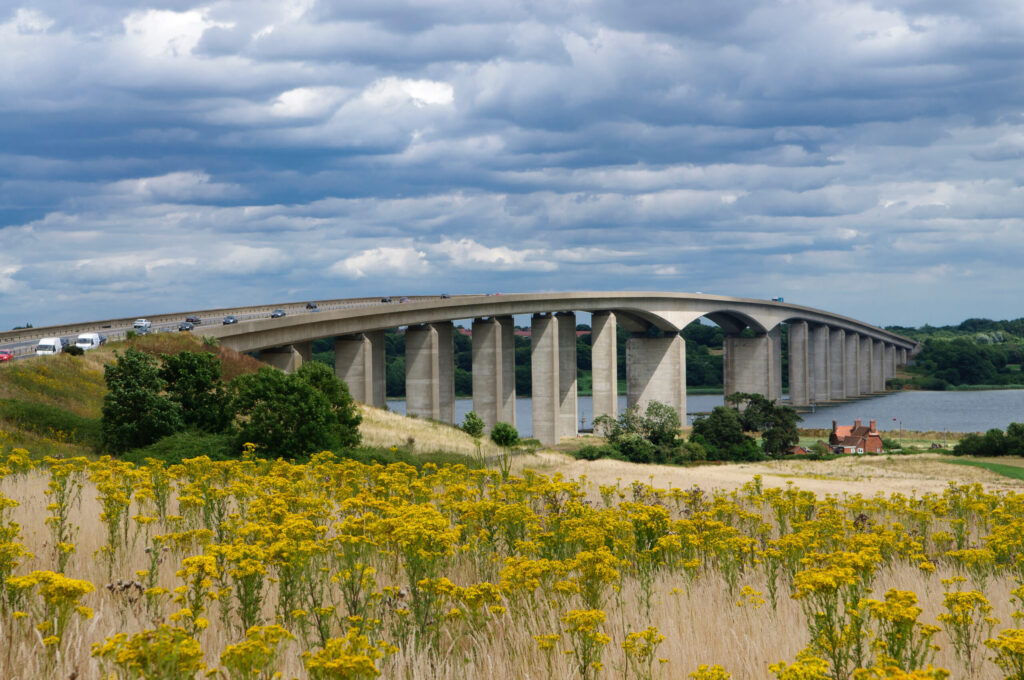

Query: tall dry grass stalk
left=358, top=404, right=508, bottom=458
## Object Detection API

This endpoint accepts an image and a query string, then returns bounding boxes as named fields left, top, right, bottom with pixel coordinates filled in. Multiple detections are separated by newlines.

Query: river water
left=386, top=389, right=1024, bottom=438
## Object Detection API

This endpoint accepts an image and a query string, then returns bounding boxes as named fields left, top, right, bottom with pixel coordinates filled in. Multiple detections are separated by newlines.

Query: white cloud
left=330, top=247, right=429, bottom=278
left=11, top=8, right=54, bottom=34
left=122, top=9, right=233, bottom=59
left=270, top=86, right=348, bottom=118
left=363, top=77, right=454, bottom=108
left=428, top=237, right=555, bottom=270
left=210, top=245, right=286, bottom=274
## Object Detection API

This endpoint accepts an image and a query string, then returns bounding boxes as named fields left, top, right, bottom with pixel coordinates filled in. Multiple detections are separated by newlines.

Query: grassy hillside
left=0, top=334, right=264, bottom=457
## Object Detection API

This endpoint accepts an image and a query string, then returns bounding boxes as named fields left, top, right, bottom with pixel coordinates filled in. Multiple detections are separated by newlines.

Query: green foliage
left=594, top=401, right=683, bottom=464
left=159, top=351, right=233, bottom=433
left=231, top=364, right=361, bottom=459
left=571, top=443, right=621, bottom=461
left=690, top=406, right=761, bottom=461
left=952, top=423, right=1024, bottom=457
left=461, top=411, right=484, bottom=438
left=0, top=399, right=102, bottom=448
left=231, top=367, right=335, bottom=459
left=294, top=361, right=362, bottom=449
left=489, top=421, right=519, bottom=447
left=723, top=392, right=801, bottom=458
left=64, top=345, right=84, bottom=357
left=101, top=348, right=183, bottom=453
left=122, top=431, right=235, bottom=466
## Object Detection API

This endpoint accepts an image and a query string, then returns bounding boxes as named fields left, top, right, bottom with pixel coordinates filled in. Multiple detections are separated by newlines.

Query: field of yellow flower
left=1, top=445, right=1024, bottom=679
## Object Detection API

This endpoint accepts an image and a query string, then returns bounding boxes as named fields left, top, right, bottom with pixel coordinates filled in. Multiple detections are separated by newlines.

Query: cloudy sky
left=2, top=0, right=1023, bottom=330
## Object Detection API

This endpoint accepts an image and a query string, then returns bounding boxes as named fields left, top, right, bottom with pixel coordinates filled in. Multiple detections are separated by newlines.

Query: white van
left=35, top=337, right=63, bottom=355
left=75, top=333, right=102, bottom=351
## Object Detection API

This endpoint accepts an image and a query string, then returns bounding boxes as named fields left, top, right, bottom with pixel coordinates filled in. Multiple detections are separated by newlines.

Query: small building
left=829, top=419, right=883, bottom=455
left=786, top=445, right=810, bottom=456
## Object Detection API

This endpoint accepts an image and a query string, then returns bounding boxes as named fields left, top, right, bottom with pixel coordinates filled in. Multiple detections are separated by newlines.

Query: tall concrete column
left=872, top=339, right=885, bottom=392
left=498, top=316, right=516, bottom=426
left=557, top=312, right=578, bottom=440
left=260, top=345, right=304, bottom=373
left=885, top=344, right=896, bottom=379
left=405, top=325, right=440, bottom=421
left=626, top=334, right=686, bottom=421
left=531, top=314, right=560, bottom=445
left=591, top=311, right=618, bottom=422
left=858, top=336, right=871, bottom=394
left=295, top=341, right=313, bottom=364
left=789, top=321, right=810, bottom=407
left=335, top=330, right=386, bottom=407
left=436, top=322, right=455, bottom=424
left=829, top=328, right=846, bottom=400
left=845, top=332, right=859, bottom=398
left=723, top=326, right=782, bottom=403
left=812, top=324, right=830, bottom=403
left=472, top=317, right=502, bottom=431
left=899, top=348, right=908, bottom=368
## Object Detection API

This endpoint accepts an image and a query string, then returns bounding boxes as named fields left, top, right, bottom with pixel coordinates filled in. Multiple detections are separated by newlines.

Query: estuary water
left=386, top=389, right=1024, bottom=438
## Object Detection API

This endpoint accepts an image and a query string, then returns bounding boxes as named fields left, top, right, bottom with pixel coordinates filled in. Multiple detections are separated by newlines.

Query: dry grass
left=358, top=404, right=508, bottom=458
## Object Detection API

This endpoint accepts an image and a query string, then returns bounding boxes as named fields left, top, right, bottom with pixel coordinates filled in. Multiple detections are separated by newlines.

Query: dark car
left=178, top=321, right=195, bottom=332
left=0, top=350, right=13, bottom=362
left=222, top=315, right=238, bottom=325
left=270, top=309, right=286, bottom=318
left=381, top=297, right=393, bottom=303
left=185, top=315, right=202, bottom=324
left=305, top=302, right=319, bottom=310
left=440, top=293, right=451, bottom=299
left=399, top=297, right=411, bottom=303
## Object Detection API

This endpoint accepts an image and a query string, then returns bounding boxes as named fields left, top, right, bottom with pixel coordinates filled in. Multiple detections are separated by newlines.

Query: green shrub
left=461, top=411, right=485, bottom=438
left=572, top=444, right=620, bottom=461
left=490, top=421, right=519, bottom=447
left=64, top=345, right=84, bottom=357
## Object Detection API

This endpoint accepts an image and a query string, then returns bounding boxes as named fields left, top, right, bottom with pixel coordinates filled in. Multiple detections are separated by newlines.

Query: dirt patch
left=514, top=451, right=1024, bottom=496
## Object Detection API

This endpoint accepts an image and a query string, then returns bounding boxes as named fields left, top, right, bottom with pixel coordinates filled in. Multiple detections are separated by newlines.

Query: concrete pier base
left=830, top=328, right=846, bottom=400
left=626, top=334, right=686, bottom=421
left=789, top=321, right=810, bottom=407
left=405, top=323, right=454, bottom=423
left=812, top=324, right=830, bottom=403
left=723, top=326, right=782, bottom=402
left=335, top=330, right=386, bottom=407
left=845, top=332, right=860, bottom=398
left=557, top=312, right=578, bottom=440
left=859, top=336, right=871, bottom=394
left=591, top=311, right=618, bottom=422
left=472, top=317, right=515, bottom=431
left=872, top=340, right=885, bottom=392
left=260, top=344, right=305, bottom=373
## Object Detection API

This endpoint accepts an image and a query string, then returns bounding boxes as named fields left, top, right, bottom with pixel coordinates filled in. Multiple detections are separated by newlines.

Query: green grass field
left=937, top=457, right=1024, bottom=480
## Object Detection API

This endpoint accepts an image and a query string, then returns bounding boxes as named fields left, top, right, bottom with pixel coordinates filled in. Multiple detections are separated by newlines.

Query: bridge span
left=200, top=291, right=917, bottom=445
left=1, top=291, right=917, bottom=446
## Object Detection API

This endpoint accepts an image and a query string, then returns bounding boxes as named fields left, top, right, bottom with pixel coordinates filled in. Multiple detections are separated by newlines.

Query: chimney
left=832, top=419, right=837, bottom=433
left=869, top=420, right=876, bottom=432
left=854, top=419, right=862, bottom=429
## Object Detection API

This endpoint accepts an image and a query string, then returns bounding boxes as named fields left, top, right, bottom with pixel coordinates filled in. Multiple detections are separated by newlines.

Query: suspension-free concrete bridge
left=1, top=291, right=917, bottom=445
left=195, top=291, right=917, bottom=445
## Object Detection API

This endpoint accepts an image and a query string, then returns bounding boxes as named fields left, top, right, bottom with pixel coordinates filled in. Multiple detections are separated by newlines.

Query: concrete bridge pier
left=557, top=312, right=579, bottom=440
left=335, top=331, right=386, bottom=407
left=859, top=336, right=872, bottom=394
left=845, top=332, right=860, bottom=398
left=789, top=321, right=810, bottom=407
left=872, top=340, right=885, bottom=392
left=829, top=328, right=846, bottom=400
left=723, top=326, right=782, bottom=403
left=899, top=347, right=908, bottom=369
left=591, top=311, right=618, bottom=422
left=530, top=313, right=578, bottom=445
left=885, top=344, right=896, bottom=381
left=626, top=334, right=686, bottom=421
left=472, top=316, right=516, bottom=432
left=405, top=323, right=454, bottom=423
left=812, top=324, right=830, bottom=403
left=259, top=341, right=311, bottom=373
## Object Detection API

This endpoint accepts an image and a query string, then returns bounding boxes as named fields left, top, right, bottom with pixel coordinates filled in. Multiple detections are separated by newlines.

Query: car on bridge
left=0, top=350, right=13, bottom=362
left=178, top=322, right=195, bottom=332
left=223, top=315, right=239, bottom=325
left=185, top=315, right=202, bottom=324
left=381, top=297, right=392, bottom=303
left=270, top=309, right=286, bottom=318
left=305, top=302, right=318, bottom=310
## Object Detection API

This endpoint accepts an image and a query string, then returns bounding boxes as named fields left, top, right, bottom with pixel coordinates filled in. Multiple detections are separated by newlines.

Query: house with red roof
left=830, top=419, right=884, bottom=455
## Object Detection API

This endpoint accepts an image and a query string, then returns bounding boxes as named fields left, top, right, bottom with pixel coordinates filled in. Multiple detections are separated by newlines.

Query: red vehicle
left=0, top=350, right=14, bottom=362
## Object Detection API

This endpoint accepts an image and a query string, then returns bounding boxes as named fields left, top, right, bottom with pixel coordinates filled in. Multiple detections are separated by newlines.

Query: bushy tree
left=461, top=411, right=485, bottom=438
left=724, top=392, right=801, bottom=458
left=231, top=367, right=335, bottom=459
left=953, top=423, right=1024, bottom=457
left=490, top=422, right=519, bottom=447
left=690, top=406, right=761, bottom=461
left=294, top=361, right=362, bottom=448
left=594, top=400, right=683, bottom=463
left=102, top=348, right=183, bottom=453
left=159, top=351, right=233, bottom=433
